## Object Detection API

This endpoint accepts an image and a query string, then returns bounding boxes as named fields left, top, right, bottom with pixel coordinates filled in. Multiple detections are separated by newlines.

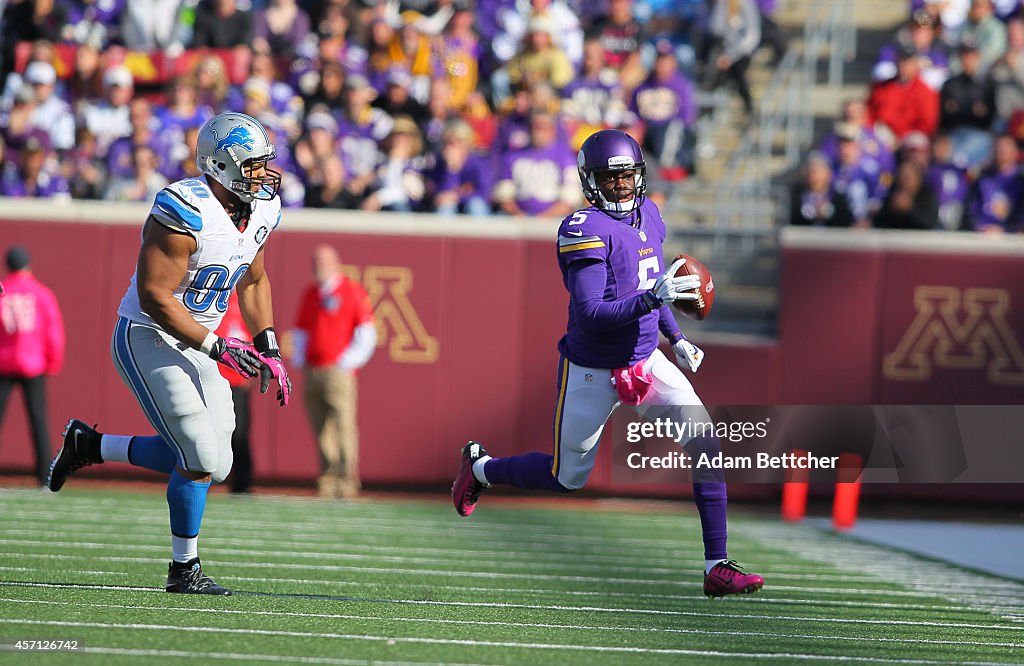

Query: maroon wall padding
left=2, top=220, right=1022, bottom=503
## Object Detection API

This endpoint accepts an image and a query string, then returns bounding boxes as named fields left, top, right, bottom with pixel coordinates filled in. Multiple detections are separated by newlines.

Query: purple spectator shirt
left=834, top=162, right=886, bottom=220
left=969, top=168, right=1024, bottom=231
left=819, top=129, right=896, bottom=182
left=500, top=142, right=576, bottom=215
left=556, top=198, right=669, bottom=368
left=0, top=166, right=70, bottom=198
left=927, top=161, right=969, bottom=229
left=562, top=75, right=622, bottom=126
left=495, top=113, right=531, bottom=153
left=431, top=152, right=494, bottom=206
left=630, top=73, right=697, bottom=125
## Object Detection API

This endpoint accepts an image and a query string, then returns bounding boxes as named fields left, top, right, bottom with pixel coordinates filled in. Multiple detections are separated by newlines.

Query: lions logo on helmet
left=196, top=112, right=281, bottom=203
left=577, top=129, right=647, bottom=219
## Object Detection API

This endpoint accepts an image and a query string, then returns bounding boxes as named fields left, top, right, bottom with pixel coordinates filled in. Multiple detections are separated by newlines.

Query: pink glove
left=209, top=337, right=262, bottom=379
left=611, top=362, right=654, bottom=405
left=258, top=350, right=292, bottom=406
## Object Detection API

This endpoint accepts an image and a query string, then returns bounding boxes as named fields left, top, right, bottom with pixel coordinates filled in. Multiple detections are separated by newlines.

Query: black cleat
left=166, top=558, right=232, bottom=595
left=46, top=419, right=103, bottom=492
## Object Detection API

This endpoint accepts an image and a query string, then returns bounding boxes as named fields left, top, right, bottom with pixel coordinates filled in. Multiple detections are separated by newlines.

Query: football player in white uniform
left=46, top=112, right=292, bottom=595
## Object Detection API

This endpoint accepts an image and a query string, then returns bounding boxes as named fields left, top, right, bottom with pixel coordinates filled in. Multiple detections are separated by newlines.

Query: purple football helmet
left=577, top=129, right=647, bottom=218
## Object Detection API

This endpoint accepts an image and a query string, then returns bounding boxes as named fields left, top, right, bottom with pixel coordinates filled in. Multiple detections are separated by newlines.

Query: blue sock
left=484, top=453, right=572, bottom=493
left=685, top=435, right=729, bottom=560
left=167, top=469, right=210, bottom=539
left=128, top=436, right=177, bottom=474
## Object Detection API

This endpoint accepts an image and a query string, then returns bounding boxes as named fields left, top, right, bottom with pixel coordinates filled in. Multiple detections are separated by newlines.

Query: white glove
left=646, top=257, right=701, bottom=308
left=673, top=337, right=704, bottom=373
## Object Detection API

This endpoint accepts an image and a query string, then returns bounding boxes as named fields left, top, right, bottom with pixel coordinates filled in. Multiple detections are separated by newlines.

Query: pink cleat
left=452, top=441, right=490, bottom=517
left=704, top=560, right=764, bottom=597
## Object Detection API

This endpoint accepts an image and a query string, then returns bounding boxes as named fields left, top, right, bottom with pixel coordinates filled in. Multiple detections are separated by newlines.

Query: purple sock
left=483, top=453, right=571, bottom=493
left=685, top=435, right=728, bottom=560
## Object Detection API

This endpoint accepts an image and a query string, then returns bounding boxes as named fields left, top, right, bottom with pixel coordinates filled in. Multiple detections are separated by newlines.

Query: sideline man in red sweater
left=291, top=245, right=376, bottom=498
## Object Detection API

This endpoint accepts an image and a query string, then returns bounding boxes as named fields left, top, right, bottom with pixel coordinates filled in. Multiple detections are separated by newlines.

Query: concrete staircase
left=666, top=0, right=908, bottom=336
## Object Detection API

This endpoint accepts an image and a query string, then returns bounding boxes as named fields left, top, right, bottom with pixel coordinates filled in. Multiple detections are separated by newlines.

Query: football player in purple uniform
left=451, top=129, right=764, bottom=597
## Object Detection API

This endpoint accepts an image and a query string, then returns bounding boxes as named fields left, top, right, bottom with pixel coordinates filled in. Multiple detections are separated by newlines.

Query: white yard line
left=1, top=618, right=1018, bottom=665
left=2, top=566, right=1004, bottom=614
left=1, top=580, right=1021, bottom=632
left=4, top=597, right=1023, bottom=649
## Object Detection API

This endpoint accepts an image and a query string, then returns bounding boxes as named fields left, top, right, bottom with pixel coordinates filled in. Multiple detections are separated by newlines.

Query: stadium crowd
left=0, top=0, right=786, bottom=216
left=792, top=0, right=1024, bottom=233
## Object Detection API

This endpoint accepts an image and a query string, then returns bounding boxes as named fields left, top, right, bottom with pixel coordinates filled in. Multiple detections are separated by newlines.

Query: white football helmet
left=196, top=112, right=281, bottom=202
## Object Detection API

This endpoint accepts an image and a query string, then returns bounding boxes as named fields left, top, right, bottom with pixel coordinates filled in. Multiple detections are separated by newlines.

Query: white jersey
left=118, top=177, right=281, bottom=333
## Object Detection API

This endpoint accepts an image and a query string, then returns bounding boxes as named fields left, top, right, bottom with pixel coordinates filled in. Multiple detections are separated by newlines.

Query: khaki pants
left=303, top=366, right=360, bottom=498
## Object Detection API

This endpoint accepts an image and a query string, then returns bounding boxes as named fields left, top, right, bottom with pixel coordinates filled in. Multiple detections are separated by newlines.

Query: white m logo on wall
left=884, top=286, right=1024, bottom=385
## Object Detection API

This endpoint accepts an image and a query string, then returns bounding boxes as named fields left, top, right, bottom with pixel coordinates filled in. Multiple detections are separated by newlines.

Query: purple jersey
left=969, top=168, right=1024, bottom=231
left=336, top=108, right=391, bottom=178
left=556, top=198, right=668, bottom=368
left=927, top=162, right=969, bottom=229
left=819, top=128, right=896, bottom=181
left=0, top=165, right=70, bottom=198
left=499, top=142, right=576, bottom=216
left=630, top=73, right=697, bottom=125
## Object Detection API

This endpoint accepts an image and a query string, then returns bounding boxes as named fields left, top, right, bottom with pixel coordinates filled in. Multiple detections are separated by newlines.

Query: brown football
left=671, top=254, right=715, bottom=320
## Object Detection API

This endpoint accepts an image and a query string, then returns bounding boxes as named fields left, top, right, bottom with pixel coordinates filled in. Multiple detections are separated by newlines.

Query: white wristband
left=199, top=332, right=218, bottom=356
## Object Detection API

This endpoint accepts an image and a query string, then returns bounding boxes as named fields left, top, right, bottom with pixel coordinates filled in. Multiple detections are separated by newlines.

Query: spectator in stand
left=0, top=246, right=65, bottom=487
left=587, top=0, right=647, bottom=93
left=913, top=0, right=970, bottom=40
left=0, top=131, right=70, bottom=199
left=66, top=37, right=104, bottom=106
left=955, top=0, right=1007, bottom=74
left=867, top=43, right=940, bottom=140
left=422, top=76, right=455, bottom=154
left=874, top=160, right=940, bottom=229
left=755, top=0, right=788, bottom=65
left=64, top=126, right=106, bottom=199
left=939, top=39, right=996, bottom=166
left=964, top=133, right=1024, bottom=233
left=103, top=143, right=167, bottom=202
left=820, top=100, right=896, bottom=182
left=562, top=38, right=627, bottom=149
left=872, top=10, right=950, bottom=91
left=374, top=11, right=438, bottom=103
left=192, top=0, right=253, bottom=49
left=120, top=0, right=189, bottom=52
left=707, top=0, right=761, bottom=118
left=241, top=78, right=294, bottom=141
left=926, top=132, right=971, bottom=229
left=437, top=8, right=481, bottom=110
left=78, top=65, right=132, bottom=155
left=24, top=62, right=75, bottom=153
left=262, top=121, right=306, bottom=208
left=506, top=15, right=575, bottom=95
left=291, top=245, right=377, bottom=499
left=165, top=125, right=203, bottom=181
left=990, top=17, right=1024, bottom=122
left=494, top=110, right=578, bottom=217
left=373, top=68, right=428, bottom=129
left=294, top=109, right=339, bottom=185
left=305, top=155, right=362, bottom=209
left=429, top=119, right=494, bottom=216
left=302, top=61, right=348, bottom=116
left=158, top=75, right=214, bottom=152
left=362, top=115, right=426, bottom=212
left=226, top=54, right=304, bottom=136
left=214, top=292, right=255, bottom=494
left=62, top=0, right=124, bottom=48
left=193, top=55, right=231, bottom=112
left=832, top=122, right=887, bottom=228
left=494, top=83, right=535, bottom=154
left=789, top=152, right=855, bottom=227
left=253, top=0, right=311, bottom=58
left=337, top=74, right=393, bottom=199
left=107, top=97, right=166, bottom=181
left=631, top=39, right=698, bottom=181
left=492, top=0, right=584, bottom=70
left=1, top=85, right=38, bottom=145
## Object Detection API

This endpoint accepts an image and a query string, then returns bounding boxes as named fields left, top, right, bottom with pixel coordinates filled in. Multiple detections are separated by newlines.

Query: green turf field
left=1, top=487, right=1022, bottom=665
